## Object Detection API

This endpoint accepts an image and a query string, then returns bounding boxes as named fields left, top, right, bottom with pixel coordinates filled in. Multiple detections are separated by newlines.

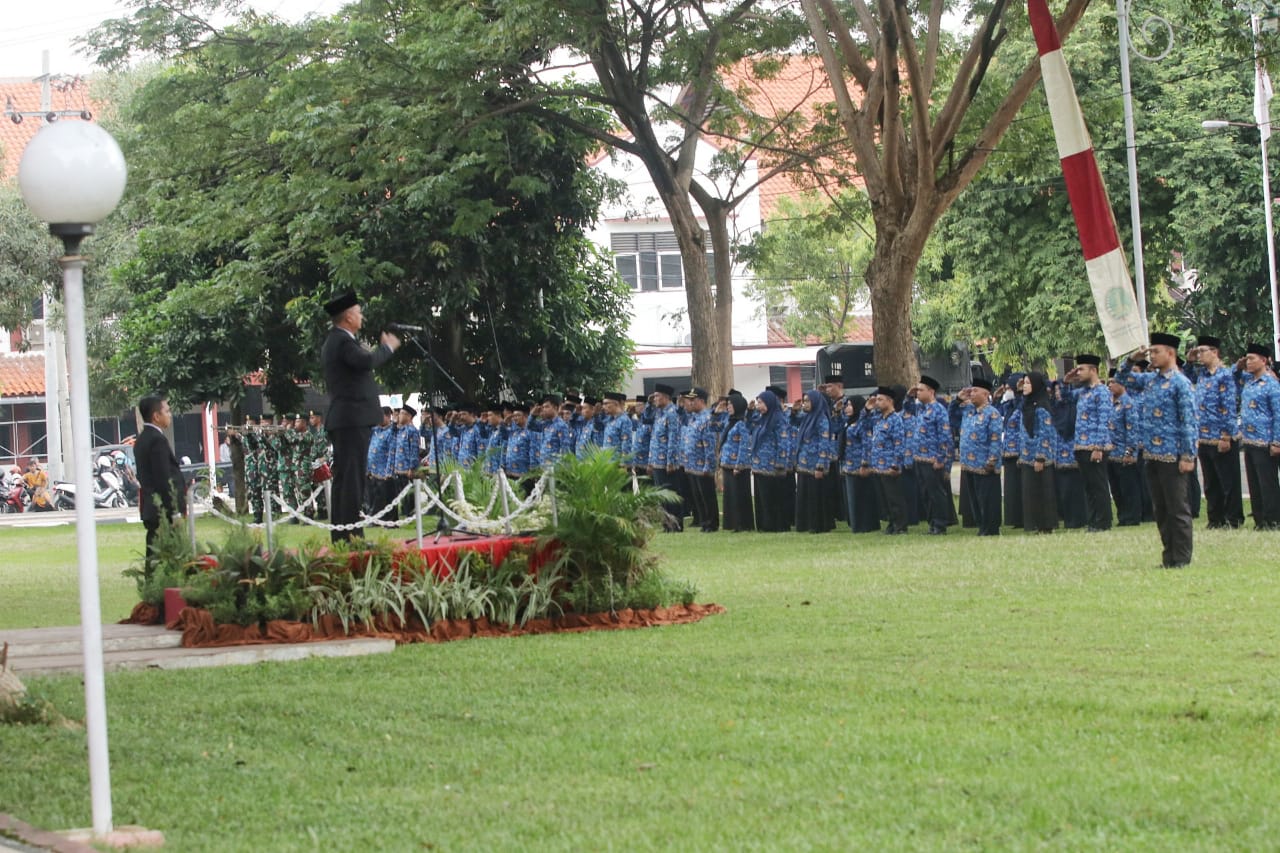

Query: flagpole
left=1255, top=13, right=1280, bottom=356
left=1117, top=0, right=1150, bottom=335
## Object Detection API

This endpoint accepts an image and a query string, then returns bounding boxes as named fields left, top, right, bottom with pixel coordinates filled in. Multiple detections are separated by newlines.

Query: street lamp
left=17, top=119, right=126, bottom=839
left=1202, top=118, right=1280, bottom=357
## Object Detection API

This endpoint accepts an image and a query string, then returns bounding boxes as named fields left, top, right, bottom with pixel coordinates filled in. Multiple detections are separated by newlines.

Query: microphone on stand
left=387, top=323, right=425, bottom=333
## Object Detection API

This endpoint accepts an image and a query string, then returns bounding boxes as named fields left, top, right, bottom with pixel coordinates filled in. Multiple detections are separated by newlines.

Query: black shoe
left=926, top=527, right=945, bottom=535
left=1162, top=561, right=1190, bottom=569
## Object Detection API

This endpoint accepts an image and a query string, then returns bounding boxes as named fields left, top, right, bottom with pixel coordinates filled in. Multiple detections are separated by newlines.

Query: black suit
left=321, top=326, right=394, bottom=541
left=135, top=423, right=185, bottom=566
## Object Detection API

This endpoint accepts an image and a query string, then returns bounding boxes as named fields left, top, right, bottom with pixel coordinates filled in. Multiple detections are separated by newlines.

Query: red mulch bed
left=124, top=602, right=725, bottom=648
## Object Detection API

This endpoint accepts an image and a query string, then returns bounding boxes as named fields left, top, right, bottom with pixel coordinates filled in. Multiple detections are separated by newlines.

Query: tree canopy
left=86, top=0, right=633, bottom=412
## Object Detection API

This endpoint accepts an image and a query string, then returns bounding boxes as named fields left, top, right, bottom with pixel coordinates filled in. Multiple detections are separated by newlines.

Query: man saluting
left=320, top=291, right=400, bottom=542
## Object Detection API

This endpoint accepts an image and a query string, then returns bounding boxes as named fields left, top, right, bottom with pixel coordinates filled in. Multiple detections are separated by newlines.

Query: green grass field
left=2, top=518, right=1279, bottom=850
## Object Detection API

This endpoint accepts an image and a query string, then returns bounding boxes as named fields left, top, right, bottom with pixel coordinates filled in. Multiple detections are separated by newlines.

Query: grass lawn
left=2, top=518, right=1279, bottom=850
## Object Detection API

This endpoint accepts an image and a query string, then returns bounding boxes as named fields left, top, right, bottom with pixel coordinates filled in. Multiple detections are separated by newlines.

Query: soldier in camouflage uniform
left=260, top=416, right=281, bottom=519
left=308, top=411, right=331, bottom=519
left=243, top=417, right=266, bottom=523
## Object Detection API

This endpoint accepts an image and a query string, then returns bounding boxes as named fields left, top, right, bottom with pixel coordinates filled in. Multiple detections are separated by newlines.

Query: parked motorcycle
left=51, top=457, right=129, bottom=510
left=1, top=467, right=25, bottom=513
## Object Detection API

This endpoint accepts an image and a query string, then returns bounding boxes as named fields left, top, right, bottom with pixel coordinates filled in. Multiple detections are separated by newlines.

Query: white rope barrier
left=187, top=468, right=557, bottom=539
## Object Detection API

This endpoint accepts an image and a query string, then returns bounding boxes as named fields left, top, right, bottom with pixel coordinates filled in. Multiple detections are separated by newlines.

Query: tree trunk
left=866, top=216, right=933, bottom=387
left=657, top=188, right=733, bottom=396
left=702, top=205, right=736, bottom=395
left=229, top=401, right=247, bottom=516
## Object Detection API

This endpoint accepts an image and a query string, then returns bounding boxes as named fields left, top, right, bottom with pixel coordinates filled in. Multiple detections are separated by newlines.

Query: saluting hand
left=381, top=331, right=401, bottom=351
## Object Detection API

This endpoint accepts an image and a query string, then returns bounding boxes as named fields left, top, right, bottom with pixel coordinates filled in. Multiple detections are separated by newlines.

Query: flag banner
left=1028, top=0, right=1146, bottom=357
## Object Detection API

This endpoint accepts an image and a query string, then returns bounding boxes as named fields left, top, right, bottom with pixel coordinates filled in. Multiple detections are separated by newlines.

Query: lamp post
left=1203, top=118, right=1280, bottom=357
left=17, top=119, right=127, bottom=839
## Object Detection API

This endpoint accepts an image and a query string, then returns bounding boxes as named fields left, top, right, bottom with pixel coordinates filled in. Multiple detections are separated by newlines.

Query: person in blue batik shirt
left=1118, top=332, right=1198, bottom=568
left=841, top=396, right=880, bottom=533
left=599, top=392, right=634, bottom=463
left=793, top=388, right=836, bottom=533
left=536, top=394, right=573, bottom=469
left=999, top=378, right=1024, bottom=529
left=1185, top=336, right=1245, bottom=529
left=957, top=378, right=1003, bottom=535
left=574, top=396, right=604, bottom=460
left=1105, top=371, right=1142, bottom=527
left=1019, top=373, right=1058, bottom=534
left=1049, top=382, right=1086, bottom=530
left=631, top=394, right=654, bottom=476
left=647, top=384, right=685, bottom=531
left=912, top=375, right=953, bottom=535
left=502, top=404, right=533, bottom=485
left=866, top=386, right=908, bottom=534
left=481, top=404, right=507, bottom=475
left=1235, top=342, right=1280, bottom=529
left=750, top=389, right=792, bottom=532
left=365, top=406, right=395, bottom=517
left=718, top=393, right=754, bottom=532
left=679, top=388, right=719, bottom=532
left=453, top=404, right=484, bottom=467
left=1063, top=354, right=1115, bottom=532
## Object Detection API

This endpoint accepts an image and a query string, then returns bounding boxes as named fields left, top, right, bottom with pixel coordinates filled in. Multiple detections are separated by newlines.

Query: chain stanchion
left=414, top=478, right=424, bottom=549
left=263, top=492, right=274, bottom=552
left=549, top=469, right=557, bottom=528
left=186, top=479, right=198, bottom=552
left=498, top=470, right=513, bottom=535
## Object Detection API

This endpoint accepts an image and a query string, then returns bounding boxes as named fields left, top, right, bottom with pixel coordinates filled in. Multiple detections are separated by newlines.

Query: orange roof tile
left=0, top=352, right=46, bottom=397
left=0, top=77, right=103, bottom=180
left=767, top=315, right=874, bottom=346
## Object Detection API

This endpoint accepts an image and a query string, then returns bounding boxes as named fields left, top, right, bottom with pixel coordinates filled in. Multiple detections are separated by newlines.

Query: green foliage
left=84, top=1, right=634, bottom=409
left=121, top=516, right=196, bottom=606
left=742, top=191, right=875, bottom=344
left=929, top=1, right=1272, bottom=367
left=544, top=449, right=674, bottom=593
left=0, top=186, right=59, bottom=339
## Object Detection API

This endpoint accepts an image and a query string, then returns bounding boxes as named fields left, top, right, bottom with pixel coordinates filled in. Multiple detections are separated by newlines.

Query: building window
left=611, top=232, right=710, bottom=292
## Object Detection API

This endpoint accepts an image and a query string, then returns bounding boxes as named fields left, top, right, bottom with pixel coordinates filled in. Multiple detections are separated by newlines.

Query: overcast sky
left=0, top=0, right=348, bottom=78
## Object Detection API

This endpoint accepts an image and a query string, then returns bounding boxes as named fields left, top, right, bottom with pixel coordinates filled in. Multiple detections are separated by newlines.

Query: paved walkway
left=1, top=623, right=394, bottom=677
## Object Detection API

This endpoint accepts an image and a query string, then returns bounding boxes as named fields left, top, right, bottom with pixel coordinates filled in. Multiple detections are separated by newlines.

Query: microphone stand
left=396, top=329, right=463, bottom=540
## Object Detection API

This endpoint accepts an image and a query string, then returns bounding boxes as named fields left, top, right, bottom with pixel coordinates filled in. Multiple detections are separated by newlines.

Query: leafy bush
left=122, top=517, right=199, bottom=606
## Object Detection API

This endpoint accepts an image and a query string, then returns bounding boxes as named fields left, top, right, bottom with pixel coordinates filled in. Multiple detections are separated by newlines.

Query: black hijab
left=1021, top=372, right=1052, bottom=437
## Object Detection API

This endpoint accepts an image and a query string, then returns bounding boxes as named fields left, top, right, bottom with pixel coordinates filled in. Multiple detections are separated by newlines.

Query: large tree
left=799, top=0, right=1095, bottom=384
left=86, top=1, right=633, bottom=410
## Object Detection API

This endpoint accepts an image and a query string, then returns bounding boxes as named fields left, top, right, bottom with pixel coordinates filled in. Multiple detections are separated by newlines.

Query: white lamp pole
left=17, top=119, right=127, bottom=839
left=1203, top=119, right=1280, bottom=355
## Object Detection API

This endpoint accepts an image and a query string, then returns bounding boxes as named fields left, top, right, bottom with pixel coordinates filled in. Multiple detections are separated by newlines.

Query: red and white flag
left=1028, top=0, right=1145, bottom=356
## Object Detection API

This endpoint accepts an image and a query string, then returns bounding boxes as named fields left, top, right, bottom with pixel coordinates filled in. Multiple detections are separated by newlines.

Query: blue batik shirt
left=912, top=399, right=953, bottom=465
left=455, top=423, right=483, bottom=467
left=503, top=424, right=532, bottom=477
left=367, top=424, right=394, bottom=479
left=1108, top=392, right=1139, bottom=462
left=1002, top=408, right=1022, bottom=460
left=539, top=416, right=572, bottom=466
left=718, top=420, right=752, bottom=469
left=679, top=409, right=716, bottom=474
left=868, top=410, right=906, bottom=473
left=1118, top=362, right=1198, bottom=462
left=839, top=417, right=866, bottom=475
left=483, top=426, right=506, bottom=474
left=601, top=413, right=634, bottom=461
left=1017, top=407, right=1055, bottom=467
left=650, top=403, right=681, bottom=468
left=958, top=403, right=1003, bottom=473
left=631, top=418, right=652, bottom=468
left=1072, top=384, right=1115, bottom=452
left=391, top=424, right=421, bottom=476
left=749, top=417, right=790, bottom=476
left=1191, top=363, right=1240, bottom=445
left=1238, top=369, right=1280, bottom=448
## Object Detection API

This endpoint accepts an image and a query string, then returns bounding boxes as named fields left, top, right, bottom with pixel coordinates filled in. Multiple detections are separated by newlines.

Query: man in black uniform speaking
left=320, top=291, right=400, bottom=542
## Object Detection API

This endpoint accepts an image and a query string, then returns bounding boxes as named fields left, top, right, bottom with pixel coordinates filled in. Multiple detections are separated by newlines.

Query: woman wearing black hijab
left=1019, top=372, right=1059, bottom=533
left=718, top=393, right=755, bottom=531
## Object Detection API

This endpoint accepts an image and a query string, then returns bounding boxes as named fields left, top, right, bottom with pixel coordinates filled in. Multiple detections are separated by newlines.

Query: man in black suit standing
left=135, top=393, right=186, bottom=570
left=320, top=291, right=400, bottom=542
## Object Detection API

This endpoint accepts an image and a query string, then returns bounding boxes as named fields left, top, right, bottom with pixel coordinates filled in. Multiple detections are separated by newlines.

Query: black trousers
left=688, top=472, right=719, bottom=531
left=651, top=468, right=684, bottom=531
left=795, top=472, right=834, bottom=533
left=1145, top=460, right=1193, bottom=567
left=1108, top=461, right=1143, bottom=526
left=721, top=468, right=754, bottom=531
left=823, top=462, right=842, bottom=525
left=753, top=473, right=790, bottom=532
left=1003, top=458, right=1023, bottom=529
left=845, top=473, right=881, bottom=532
left=963, top=471, right=1002, bottom=535
left=328, top=425, right=372, bottom=542
left=1055, top=467, right=1087, bottom=529
left=875, top=472, right=907, bottom=532
left=914, top=461, right=950, bottom=531
left=1075, top=450, right=1113, bottom=530
left=1198, top=442, right=1244, bottom=528
left=1243, top=445, right=1280, bottom=528
left=1020, top=464, right=1058, bottom=532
